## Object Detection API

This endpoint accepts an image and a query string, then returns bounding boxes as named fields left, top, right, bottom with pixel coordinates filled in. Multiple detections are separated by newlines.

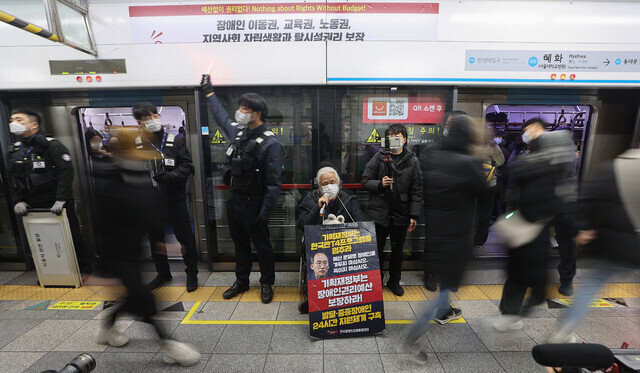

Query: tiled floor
left=0, top=263, right=638, bottom=373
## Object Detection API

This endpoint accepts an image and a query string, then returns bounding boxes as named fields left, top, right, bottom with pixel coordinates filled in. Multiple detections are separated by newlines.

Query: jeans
left=407, top=289, right=452, bottom=340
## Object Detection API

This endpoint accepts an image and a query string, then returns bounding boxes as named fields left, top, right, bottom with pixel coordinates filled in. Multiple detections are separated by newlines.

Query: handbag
left=493, top=210, right=545, bottom=248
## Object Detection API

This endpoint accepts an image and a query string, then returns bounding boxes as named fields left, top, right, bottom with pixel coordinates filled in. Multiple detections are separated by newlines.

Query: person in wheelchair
left=296, top=165, right=366, bottom=313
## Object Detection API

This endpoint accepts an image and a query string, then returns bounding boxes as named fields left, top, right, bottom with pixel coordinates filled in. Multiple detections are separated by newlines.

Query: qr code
left=389, top=103, right=405, bottom=116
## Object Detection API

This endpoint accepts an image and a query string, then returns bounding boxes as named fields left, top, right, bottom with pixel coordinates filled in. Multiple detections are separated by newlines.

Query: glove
left=255, top=215, right=269, bottom=226
left=200, top=74, right=215, bottom=96
left=153, top=171, right=175, bottom=183
left=14, top=202, right=30, bottom=216
left=50, top=201, right=66, bottom=215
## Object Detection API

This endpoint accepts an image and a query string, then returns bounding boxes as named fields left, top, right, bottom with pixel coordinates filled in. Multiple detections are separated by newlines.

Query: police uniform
left=6, top=132, right=92, bottom=273
left=135, top=129, right=198, bottom=280
left=206, top=94, right=283, bottom=287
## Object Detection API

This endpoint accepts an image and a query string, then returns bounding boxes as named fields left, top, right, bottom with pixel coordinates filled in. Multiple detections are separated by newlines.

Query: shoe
left=387, top=280, right=404, bottom=296
left=222, top=281, right=250, bottom=299
left=424, top=274, right=437, bottom=292
left=474, top=244, right=484, bottom=250
left=261, top=284, right=274, bottom=304
left=146, top=273, right=172, bottom=291
left=298, top=299, right=309, bottom=314
left=162, top=339, right=201, bottom=367
left=398, top=329, right=428, bottom=365
left=96, top=326, right=129, bottom=347
left=492, top=315, right=523, bottom=332
left=547, top=327, right=579, bottom=343
left=558, top=281, right=574, bottom=296
left=186, top=274, right=198, bottom=293
left=550, top=236, right=559, bottom=248
left=434, top=307, right=462, bottom=325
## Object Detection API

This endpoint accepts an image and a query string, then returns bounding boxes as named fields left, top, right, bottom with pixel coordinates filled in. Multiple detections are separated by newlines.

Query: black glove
left=255, top=215, right=269, bottom=226
left=200, top=74, right=215, bottom=96
left=153, top=171, right=175, bottom=183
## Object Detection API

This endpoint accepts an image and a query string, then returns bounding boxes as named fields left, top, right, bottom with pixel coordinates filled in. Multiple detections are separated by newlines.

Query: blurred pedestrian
left=548, top=148, right=640, bottom=343
left=403, top=115, right=485, bottom=360
left=494, top=119, right=577, bottom=331
left=93, top=131, right=200, bottom=366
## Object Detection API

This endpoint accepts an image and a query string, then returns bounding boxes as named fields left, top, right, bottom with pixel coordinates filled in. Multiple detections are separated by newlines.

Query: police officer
left=6, top=109, right=92, bottom=276
left=201, top=74, right=283, bottom=304
left=361, top=123, right=423, bottom=297
left=132, top=102, right=199, bottom=292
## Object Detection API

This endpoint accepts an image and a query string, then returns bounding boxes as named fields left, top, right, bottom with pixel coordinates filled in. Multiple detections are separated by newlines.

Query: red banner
left=308, top=270, right=382, bottom=312
left=362, top=96, right=445, bottom=124
left=130, top=3, right=439, bottom=17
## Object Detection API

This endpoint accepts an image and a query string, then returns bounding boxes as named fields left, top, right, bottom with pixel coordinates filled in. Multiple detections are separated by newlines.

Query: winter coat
left=297, top=189, right=366, bottom=231
left=361, top=149, right=423, bottom=227
left=420, top=117, right=486, bottom=290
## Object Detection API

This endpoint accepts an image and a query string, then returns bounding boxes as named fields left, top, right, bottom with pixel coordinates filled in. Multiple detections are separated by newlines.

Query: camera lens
left=56, top=353, right=96, bottom=373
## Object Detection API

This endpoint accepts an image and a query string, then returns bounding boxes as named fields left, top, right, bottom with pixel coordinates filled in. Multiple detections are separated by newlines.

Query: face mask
left=522, top=131, right=532, bottom=144
left=321, top=183, right=339, bottom=199
left=143, top=119, right=162, bottom=132
left=235, top=110, right=252, bottom=125
left=9, top=122, right=27, bottom=136
left=442, top=128, right=449, bottom=137
left=90, top=143, right=102, bottom=150
left=494, top=137, right=503, bottom=145
left=390, top=144, right=403, bottom=152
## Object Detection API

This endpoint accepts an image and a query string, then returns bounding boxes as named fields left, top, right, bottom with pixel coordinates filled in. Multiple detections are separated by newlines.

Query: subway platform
left=0, top=259, right=639, bottom=373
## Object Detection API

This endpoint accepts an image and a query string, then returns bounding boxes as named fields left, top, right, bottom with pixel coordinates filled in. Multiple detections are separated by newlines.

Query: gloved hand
left=255, top=215, right=269, bottom=226
left=200, top=74, right=215, bottom=96
left=14, top=202, right=30, bottom=216
left=50, top=201, right=66, bottom=215
left=153, top=171, right=175, bottom=183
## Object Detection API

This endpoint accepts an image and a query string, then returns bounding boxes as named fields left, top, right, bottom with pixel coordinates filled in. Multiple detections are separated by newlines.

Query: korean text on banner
left=304, top=221, right=385, bottom=339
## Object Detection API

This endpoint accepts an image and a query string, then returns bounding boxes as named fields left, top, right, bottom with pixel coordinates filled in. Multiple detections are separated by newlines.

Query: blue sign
left=615, top=58, right=622, bottom=65
left=468, top=57, right=475, bottom=64
left=528, top=57, right=538, bottom=67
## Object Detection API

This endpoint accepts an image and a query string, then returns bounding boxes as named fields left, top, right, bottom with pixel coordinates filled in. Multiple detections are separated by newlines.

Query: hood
left=442, top=115, right=474, bottom=154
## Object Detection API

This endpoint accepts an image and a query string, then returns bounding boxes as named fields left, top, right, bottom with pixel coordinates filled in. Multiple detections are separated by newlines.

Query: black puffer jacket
left=361, top=149, right=423, bottom=226
left=297, top=189, right=366, bottom=231
left=420, top=116, right=486, bottom=289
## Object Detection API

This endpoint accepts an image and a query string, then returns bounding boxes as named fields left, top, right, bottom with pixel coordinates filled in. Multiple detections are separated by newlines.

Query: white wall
left=1, top=0, right=639, bottom=90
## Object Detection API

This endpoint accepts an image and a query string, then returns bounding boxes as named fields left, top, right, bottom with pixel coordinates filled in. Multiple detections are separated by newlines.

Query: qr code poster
left=363, top=96, right=445, bottom=124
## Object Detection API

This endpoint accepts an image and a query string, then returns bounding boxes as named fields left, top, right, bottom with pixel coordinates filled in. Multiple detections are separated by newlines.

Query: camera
left=380, top=136, right=402, bottom=153
left=40, top=353, right=96, bottom=373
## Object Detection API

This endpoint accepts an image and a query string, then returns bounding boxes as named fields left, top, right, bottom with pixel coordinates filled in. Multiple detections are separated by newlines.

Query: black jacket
left=137, top=128, right=194, bottom=202
left=579, top=149, right=640, bottom=267
left=207, top=94, right=283, bottom=217
left=361, top=149, right=423, bottom=226
left=6, top=132, right=74, bottom=205
left=297, top=189, right=366, bottom=231
left=420, top=117, right=486, bottom=289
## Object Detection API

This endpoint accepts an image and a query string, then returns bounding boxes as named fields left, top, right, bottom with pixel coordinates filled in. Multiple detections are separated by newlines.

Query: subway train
left=1, top=0, right=639, bottom=271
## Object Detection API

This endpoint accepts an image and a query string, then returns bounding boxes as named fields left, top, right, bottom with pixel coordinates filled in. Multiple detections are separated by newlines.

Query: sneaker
left=186, top=274, right=198, bottom=293
left=492, top=315, right=523, bottom=332
left=222, top=281, right=250, bottom=299
left=434, top=308, right=462, bottom=325
left=550, top=236, right=559, bottom=248
left=261, top=284, right=274, bottom=304
left=424, top=274, right=437, bottom=292
left=298, top=299, right=309, bottom=314
left=162, top=340, right=201, bottom=367
left=547, top=327, right=579, bottom=344
left=558, top=281, right=574, bottom=296
left=387, top=280, right=404, bottom=297
left=96, top=326, right=129, bottom=347
left=146, top=273, right=172, bottom=291
left=398, top=328, right=428, bottom=365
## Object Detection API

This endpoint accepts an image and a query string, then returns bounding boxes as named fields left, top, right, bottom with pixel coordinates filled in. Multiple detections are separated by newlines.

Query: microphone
left=532, top=344, right=614, bottom=369
left=319, top=193, right=329, bottom=217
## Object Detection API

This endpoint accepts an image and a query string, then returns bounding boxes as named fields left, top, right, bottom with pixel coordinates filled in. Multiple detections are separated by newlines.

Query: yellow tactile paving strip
left=1, top=284, right=639, bottom=302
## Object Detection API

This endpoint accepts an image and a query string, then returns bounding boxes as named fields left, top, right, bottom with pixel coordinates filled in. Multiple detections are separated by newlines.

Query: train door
left=74, top=104, right=201, bottom=265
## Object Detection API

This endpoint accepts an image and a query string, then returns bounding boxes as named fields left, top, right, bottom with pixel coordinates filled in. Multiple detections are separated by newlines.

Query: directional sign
left=465, top=50, right=640, bottom=72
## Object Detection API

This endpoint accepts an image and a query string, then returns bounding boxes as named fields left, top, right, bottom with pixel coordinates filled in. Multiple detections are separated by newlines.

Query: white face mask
left=522, top=130, right=532, bottom=144
left=9, top=121, right=27, bottom=136
left=442, top=128, right=449, bottom=137
left=235, top=110, right=252, bottom=125
left=90, top=143, right=102, bottom=150
left=143, top=119, right=162, bottom=132
left=494, top=137, right=503, bottom=145
left=321, top=183, right=339, bottom=199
